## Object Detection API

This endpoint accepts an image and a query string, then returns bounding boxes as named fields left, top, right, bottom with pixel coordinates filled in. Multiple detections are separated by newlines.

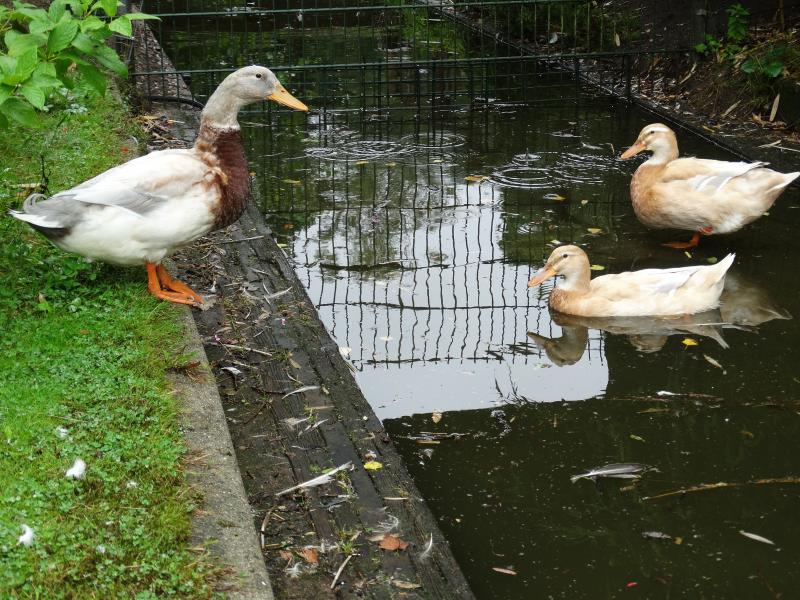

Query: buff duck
left=527, top=245, right=734, bottom=317
left=9, top=65, right=307, bottom=306
left=621, top=123, right=799, bottom=249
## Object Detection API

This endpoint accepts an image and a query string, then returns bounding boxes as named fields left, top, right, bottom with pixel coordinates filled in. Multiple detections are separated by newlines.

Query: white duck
left=621, top=123, right=799, bottom=248
left=527, top=245, right=734, bottom=317
left=9, top=65, right=308, bottom=306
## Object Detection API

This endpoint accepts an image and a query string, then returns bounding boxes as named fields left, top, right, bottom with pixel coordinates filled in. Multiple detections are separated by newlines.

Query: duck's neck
left=198, top=84, right=245, bottom=131
left=643, top=140, right=679, bottom=166
left=555, top=269, right=591, bottom=294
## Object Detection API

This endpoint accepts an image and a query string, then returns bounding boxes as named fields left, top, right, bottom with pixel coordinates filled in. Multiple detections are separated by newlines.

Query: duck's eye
left=255, top=73, right=262, bottom=79
left=562, top=253, right=569, bottom=259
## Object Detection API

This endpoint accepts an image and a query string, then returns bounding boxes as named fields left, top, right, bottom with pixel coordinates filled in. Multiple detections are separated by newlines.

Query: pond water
left=150, top=4, right=800, bottom=597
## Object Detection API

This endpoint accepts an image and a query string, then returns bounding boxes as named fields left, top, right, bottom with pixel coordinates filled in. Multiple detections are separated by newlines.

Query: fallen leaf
left=587, top=228, right=602, bottom=234
left=707, top=256, right=718, bottom=264
left=378, top=534, right=409, bottom=551
left=492, top=567, right=517, bottom=575
left=465, top=175, right=489, bottom=182
left=703, top=354, right=723, bottom=370
left=386, top=162, right=397, bottom=167
left=300, top=547, right=319, bottom=564
left=673, top=536, right=683, bottom=545
left=281, top=178, right=302, bottom=185
left=392, top=580, right=422, bottom=589
left=279, top=550, right=293, bottom=562
left=355, top=160, right=369, bottom=165
left=741, top=430, right=755, bottom=439
left=590, top=264, right=605, bottom=271
left=682, top=338, right=698, bottom=347
left=721, top=100, right=741, bottom=118
left=431, top=411, right=443, bottom=424
left=740, top=530, right=775, bottom=545
left=630, top=434, right=646, bottom=443
left=770, top=94, right=780, bottom=123
left=543, top=193, right=566, bottom=201
left=580, top=199, right=589, bottom=205
left=364, top=461, right=383, bottom=470
left=638, top=407, right=670, bottom=414
left=614, top=32, right=621, bottom=47
left=684, top=251, right=692, bottom=259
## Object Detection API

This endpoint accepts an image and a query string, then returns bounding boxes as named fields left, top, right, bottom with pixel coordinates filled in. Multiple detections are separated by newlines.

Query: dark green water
left=150, top=4, right=800, bottom=597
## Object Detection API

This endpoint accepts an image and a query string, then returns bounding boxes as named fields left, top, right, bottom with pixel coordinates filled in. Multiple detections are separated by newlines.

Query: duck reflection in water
left=526, top=270, right=791, bottom=365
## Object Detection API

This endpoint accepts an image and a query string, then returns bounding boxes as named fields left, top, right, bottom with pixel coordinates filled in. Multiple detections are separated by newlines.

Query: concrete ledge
left=168, top=306, right=274, bottom=600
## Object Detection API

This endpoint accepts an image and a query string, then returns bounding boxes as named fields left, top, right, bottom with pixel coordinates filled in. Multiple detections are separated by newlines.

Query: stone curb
left=168, top=305, right=274, bottom=600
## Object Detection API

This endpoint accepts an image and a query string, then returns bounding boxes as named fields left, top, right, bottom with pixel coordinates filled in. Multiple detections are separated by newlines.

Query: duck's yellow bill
left=620, top=140, right=645, bottom=159
left=528, top=266, right=556, bottom=288
left=267, top=84, right=309, bottom=112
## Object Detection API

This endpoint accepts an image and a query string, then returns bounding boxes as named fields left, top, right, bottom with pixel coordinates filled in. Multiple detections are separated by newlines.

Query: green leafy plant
left=0, top=0, right=157, bottom=129
left=693, top=3, right=749, bottom=59
left=741, top=44, right=788, bottom=79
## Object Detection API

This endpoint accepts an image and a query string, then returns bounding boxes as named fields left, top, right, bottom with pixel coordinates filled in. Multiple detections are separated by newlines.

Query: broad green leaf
left=764, top=61, right=783, bottom=78
left=48, top=16, right=79, bottom=53
left=0, top=84, right=12, bottom=106
left=29, top=72, right=61, bottom=91
left=56, top=51, right=88, bottom=67
left=0, top=55, right=16, bottom=77
left=19, top=82, right=46, bottom=109
left=108, top=15, right=132, bottom=38
left=29, top=18, right=57, bottom=35
left=77, top=62, right=105, bottom=96
left=10, top=6, right=49, bottom=22
left=93, top=45, right=127, bottom=76
left=95, top=0, right=119, bottom=18
left=80, top=15, right=106, bottom=32
left=49, top=1, right=67, bottom=22
left=70, top=32, right=95, bottom=54
left=33, top=61, right=57, bottom=78
left=2, top=49, right=38, bottom=85
left=0, top=109, right=8, bottom=129
left=0, top=96, right=40, bottom=128
left=4, top=31, right=46, bottom=56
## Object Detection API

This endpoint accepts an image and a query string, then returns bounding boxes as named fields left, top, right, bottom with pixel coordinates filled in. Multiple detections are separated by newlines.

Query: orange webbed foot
left=662, top=232, right=702, bottom=250
left=146, top=262, right=204, bottom=307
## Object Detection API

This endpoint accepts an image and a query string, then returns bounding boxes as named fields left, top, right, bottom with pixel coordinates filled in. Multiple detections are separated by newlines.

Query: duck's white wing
left=55, top=149, right=212, bottom=216
left=662, top=158, right=767, bottom=194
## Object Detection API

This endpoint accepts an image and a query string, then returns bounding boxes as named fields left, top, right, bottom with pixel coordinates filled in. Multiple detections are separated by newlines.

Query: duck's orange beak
left=620, top=140, right=646, bottom=159
left=268, top=84, right=309, bottom=112
left=528, top=266, right=557, bottom=288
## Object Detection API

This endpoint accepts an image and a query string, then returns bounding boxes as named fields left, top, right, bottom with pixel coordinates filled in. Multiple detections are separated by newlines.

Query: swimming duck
left=9, top=65, right=308, bottom=306
left=527, top=245, right=734, bottom=317
left=621, top=123, right=798, bottom=249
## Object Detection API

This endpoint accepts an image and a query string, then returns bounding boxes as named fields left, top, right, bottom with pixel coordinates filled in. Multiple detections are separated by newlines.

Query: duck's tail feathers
left=8, top=193, right=69, bottom=238
left=767, top=171, right=799, bottom=193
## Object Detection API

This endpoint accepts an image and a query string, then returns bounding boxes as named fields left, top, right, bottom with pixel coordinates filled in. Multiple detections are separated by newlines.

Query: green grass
left=0, top=93, right=215, bottom=597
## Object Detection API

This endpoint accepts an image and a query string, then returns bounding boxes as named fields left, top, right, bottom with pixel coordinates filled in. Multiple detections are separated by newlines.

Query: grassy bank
left=0, top=94, right=213, bottom=597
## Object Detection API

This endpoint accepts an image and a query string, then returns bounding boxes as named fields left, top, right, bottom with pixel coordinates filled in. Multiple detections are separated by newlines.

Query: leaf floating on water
left=431, top=410, right=443, bottom=424
left=614, top=32, right=621, bottom=47
left=707, top=256, right=718, bottom=264
left=674, top=536, right=683, bottom=545
left=590, top=264, right=605, bottom=271
left=393, top=580, right=422, bottom=589
left=543, top=193, right=566, bottom=201
left=580, top=199, right=589, bottom=205
left=703, top=354, right=723, bottom=370
left=570, top=462, right=653, bottom=483
left=549, top=239, right=561, bottom=245
left=741, top=430, right=755, bottom=439
left=492, top=567, right=517, bottom=576
left=281, top=178, right=302, bottom=185
left=465, top=175, right=489, bottom=182
left=684, top=251, right=692, bottom=259
left=386, top=162, right=397, bottom=167
left=378, top=534, right=409, bottom=551
left=354, top=160, right=369, bottom=165
left=740, top=530, right=775, bottom=545
left=364, top=461, right=383, bottom=471
left=682, top=338, right=698, bottom=347
left=587, top=228, right=602, bottom=234
left=638, top=407, right=671, bottom=414
left=642, top=531, right=672, bottom=540
left=630, top=434, right=646, bottom=443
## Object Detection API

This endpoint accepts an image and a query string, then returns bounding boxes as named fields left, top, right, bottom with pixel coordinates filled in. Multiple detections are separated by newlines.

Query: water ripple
left=490, top=150, right=625, bottom=189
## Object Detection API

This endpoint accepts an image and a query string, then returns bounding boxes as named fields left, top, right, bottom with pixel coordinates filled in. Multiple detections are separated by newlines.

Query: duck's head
left=203, top=65, right=308, bottom=127
left=620, top=123, right=677, bottom=162
left=527, top=245, right=590, bottom=289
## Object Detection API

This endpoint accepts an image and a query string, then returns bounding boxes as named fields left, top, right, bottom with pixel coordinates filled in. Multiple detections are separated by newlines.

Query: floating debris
left=570, top=462, right=653, bottom=484
left=642, top=531, right=673, bottom=540
left=281, top=385, right=320, bottom=400
left=275, top=462, right=353, bottom=496
left=739, top=530, right=775, bottom=545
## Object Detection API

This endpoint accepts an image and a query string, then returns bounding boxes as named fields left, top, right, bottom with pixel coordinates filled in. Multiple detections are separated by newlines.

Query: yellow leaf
left=355, top=160, right=369, bottom=165
left=587, top=228, right=602, bottom=234
left=465, top=175, right=489, bottom=182
left=543, top=193, right=566, bottom=201
left=590, top=264, right=605, bottom=271
left=707, top=257, right=718, bottom=264
left=580, top=199, right=589, bottom=205
left=770, top=94, right=780, bottom=123
left=432, top=410, right=443, bottom=424
left=614, top=32, right=621, bottom=47
left=386, top=162, right=397, bottom=167
left=364, top=461, right=383, bottom=470
left=281, top=179, right=302, bottom=185
left=682, top=338, right=698, bottom=347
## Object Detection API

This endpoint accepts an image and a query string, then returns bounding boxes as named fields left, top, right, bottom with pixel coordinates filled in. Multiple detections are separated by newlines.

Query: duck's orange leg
left=146, top=262, right=202, bottom=306
left=155, top=264, right=204, bottom=304
left=662, top=232, right=702, bottom=250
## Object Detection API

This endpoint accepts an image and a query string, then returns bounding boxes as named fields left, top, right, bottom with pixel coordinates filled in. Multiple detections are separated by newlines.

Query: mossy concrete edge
left=168, top=304, right=274, bottom=600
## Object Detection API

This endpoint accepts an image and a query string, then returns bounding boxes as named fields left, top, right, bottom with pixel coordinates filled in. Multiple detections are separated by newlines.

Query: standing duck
left=527, top=245, right=734, bottom=317
left=9, top=65, right=308, bottom=306
left=621, top=123, right=798, bottom=249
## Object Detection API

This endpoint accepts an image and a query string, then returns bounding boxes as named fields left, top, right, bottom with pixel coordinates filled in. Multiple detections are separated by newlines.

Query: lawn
left=0, top=92, right=214, bottom=598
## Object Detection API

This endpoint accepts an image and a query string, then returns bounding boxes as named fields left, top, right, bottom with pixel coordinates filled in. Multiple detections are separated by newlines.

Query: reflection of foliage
left=400, top=7, right=466, bottom=59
